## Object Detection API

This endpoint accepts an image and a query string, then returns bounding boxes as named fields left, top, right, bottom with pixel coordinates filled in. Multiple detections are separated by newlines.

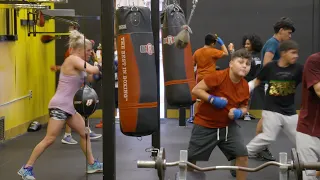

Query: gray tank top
left=48, top=72, right=85, bottom=115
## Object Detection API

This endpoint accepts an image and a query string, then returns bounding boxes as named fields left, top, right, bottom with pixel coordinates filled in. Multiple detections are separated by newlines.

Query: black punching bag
left=73, top=84, right=99, bottom=118
left=115, top=6, right=158, bottom=137
left=161, top=3, right=196, bottom=107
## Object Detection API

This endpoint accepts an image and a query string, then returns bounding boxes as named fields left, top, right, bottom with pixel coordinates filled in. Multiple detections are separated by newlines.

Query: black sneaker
left=257, top=148, right=276, bottom=161
left=230, top=159, right=236, bottom=177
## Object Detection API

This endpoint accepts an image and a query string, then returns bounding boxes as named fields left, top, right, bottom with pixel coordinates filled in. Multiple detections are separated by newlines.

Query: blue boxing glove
left=217, top=37, right=224, bottom=46
left=233, top=109, right=243, bottom=120
left=93, top=73, right=102, bottom=81
left=208, top=95, right=228, bottom=109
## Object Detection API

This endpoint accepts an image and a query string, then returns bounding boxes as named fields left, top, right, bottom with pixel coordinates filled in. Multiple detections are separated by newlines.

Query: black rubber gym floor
left=0, top=118, right=295, bottom=180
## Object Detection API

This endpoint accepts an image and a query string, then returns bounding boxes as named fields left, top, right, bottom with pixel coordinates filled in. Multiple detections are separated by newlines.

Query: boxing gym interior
left=0, top=0, right=319, bottom=180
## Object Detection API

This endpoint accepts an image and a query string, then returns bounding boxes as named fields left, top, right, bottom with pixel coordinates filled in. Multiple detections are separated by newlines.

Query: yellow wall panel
left=0, top=4, right=56, bottom=139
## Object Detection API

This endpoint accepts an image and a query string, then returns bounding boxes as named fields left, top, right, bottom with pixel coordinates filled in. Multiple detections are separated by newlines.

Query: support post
left=151, top=0, right=161, bottom=157
left=101, top=0, right=115, bottom=179
left=179, top=107, right=186, bottom=126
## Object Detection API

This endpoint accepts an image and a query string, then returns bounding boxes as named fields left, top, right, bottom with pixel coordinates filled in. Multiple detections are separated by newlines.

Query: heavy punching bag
left=115, top=6, right=158, bottom=137
left=161, top=3, right=196, bottom=107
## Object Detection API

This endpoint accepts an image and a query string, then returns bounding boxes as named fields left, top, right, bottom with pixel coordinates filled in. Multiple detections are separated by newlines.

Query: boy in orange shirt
left=189, top=48, right=251, bottom=180
left=191, top=34, right=229, bottom=121
left=193, top=33, right=229, bottom=83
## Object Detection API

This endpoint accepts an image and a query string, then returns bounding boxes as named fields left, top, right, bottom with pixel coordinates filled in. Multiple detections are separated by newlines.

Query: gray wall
left=166, top=0, right=319, bottom=110
left=53, top=0, right=320, bottom=112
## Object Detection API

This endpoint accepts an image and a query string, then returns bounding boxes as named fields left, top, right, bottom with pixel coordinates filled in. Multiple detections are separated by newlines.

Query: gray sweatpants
left=296, top=132, right=320, bottom=180
left=247, top=110, right=298, bottom=155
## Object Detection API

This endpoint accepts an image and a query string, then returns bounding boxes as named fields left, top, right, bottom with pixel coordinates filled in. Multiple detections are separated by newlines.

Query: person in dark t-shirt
left=261, top=17, right=295, bottom=66
left=248, top=17, right=296, bottom=161
left=246, top=40, right=303, bottom=158
left=296, top=52, right=320, bottom=180
left=241, top=34, right=263, bottom=82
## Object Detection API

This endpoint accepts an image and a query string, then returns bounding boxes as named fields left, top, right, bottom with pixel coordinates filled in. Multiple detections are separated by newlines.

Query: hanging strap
left=187, top=0, right=198, bottom=26
left=83, top=35, right=88, bottom=87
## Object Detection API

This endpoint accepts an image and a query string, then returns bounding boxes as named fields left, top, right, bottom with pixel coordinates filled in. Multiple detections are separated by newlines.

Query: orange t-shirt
left=194, top=68, right=250, bottom=128
left=193, top=47, right=224, bottom=83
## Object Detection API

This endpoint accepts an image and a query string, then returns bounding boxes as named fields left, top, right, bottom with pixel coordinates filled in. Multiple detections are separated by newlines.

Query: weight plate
left=156, top=147, right=166, bottom=180
left=291, top=148, right=303, bottom=180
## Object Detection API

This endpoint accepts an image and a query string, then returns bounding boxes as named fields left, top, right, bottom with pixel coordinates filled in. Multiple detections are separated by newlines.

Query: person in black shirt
left=241, top=34, right=263, bottom=82
left=246, top=40, right=303, bottom=157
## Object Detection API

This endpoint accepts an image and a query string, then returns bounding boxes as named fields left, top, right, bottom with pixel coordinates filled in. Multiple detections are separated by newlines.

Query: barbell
left=137, top=147, right=320, bottom=180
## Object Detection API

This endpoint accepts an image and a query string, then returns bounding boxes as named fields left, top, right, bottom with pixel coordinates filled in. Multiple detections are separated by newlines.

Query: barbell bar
left=137, top=147, right=320, bottom=180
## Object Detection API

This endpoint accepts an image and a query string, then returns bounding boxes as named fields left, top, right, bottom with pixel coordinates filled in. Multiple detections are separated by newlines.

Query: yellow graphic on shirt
left=269, top=80, right=296, bottom=96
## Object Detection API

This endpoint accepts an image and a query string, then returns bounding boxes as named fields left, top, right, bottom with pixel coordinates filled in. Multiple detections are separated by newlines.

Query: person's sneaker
left=95, top=120, right=103, bottom=128
left=248, top=153, right=259, bottom=159
left=230, top=159, right=236, bottom=177
left=61, top=135, right=78, bottom=145
left=115, top=118, right=120, bottom=124
left=257, top=148, right=276, bottom=161
left=90, top=132, right=102, bottom=140
left=87, top=160, right=103, bottom=174
left=17, top=166, right=36, bottom=180
left=243, top=113, right=251, bottom=121
left=187, top=116, right=194, bottom=123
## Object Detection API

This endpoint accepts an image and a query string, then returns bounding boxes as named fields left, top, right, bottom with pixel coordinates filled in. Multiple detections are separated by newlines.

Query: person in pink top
left=18, top=30, right=103, bottom=180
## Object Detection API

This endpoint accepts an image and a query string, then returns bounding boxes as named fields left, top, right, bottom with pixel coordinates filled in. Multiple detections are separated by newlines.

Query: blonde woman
left=18, top=30, right=103, bottom=180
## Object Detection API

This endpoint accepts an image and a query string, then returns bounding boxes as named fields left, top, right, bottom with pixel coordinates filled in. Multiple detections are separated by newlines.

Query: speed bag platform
left=116, top=6, right=158, bottom=137
left=161, top=4, right=196, bottom=107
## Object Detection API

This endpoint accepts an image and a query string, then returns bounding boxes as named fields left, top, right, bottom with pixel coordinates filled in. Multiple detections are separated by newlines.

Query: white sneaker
left=61, top=135, right=78, bottom=145
left=243, top=113, right=252, bottom=121
left=90, top=132, right=102, bottom=140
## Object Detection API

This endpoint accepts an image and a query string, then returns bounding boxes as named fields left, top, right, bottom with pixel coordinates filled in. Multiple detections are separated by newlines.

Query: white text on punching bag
left=120, top=37, right=128, bottom=101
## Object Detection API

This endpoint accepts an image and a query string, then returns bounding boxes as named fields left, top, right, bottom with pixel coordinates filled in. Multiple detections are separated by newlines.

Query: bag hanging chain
left=187, top=0, right=198, bottom=26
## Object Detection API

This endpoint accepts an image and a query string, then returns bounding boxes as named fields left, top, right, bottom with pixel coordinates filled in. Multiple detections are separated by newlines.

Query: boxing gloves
left=93, top=73, right=102, bottom=81
left=208, top=95, right=243, bottom=120
left=216, top=37, right=224, bottom=46
left=208, top=95, right=228, bottom=109
left=233, top=109, right=243, bottom=120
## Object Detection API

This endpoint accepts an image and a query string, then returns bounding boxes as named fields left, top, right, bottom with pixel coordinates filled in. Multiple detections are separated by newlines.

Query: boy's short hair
left=279, top=40, right=299, bottom=53
left=274, top=17, right=295, bottom=33
left=205, top=34, right=217, bottom=45
left=231, top=48, right=252, bottom=63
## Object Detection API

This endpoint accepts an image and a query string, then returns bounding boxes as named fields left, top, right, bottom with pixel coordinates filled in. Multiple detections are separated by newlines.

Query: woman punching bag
left=115, top=6, right=158, bottom=137
left=161, top=3, right=196, bottom=107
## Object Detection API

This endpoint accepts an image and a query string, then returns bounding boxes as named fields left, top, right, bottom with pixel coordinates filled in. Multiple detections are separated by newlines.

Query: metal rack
left=0, top=1, right=50, bottom=41
left=0, top=0, right=101, bottom=39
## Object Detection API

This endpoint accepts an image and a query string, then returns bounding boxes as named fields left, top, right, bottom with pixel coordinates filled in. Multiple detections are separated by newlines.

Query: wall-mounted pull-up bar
left=0, top=1, right=49, bottom=10
left=0, top=90, right=33, bottom=108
